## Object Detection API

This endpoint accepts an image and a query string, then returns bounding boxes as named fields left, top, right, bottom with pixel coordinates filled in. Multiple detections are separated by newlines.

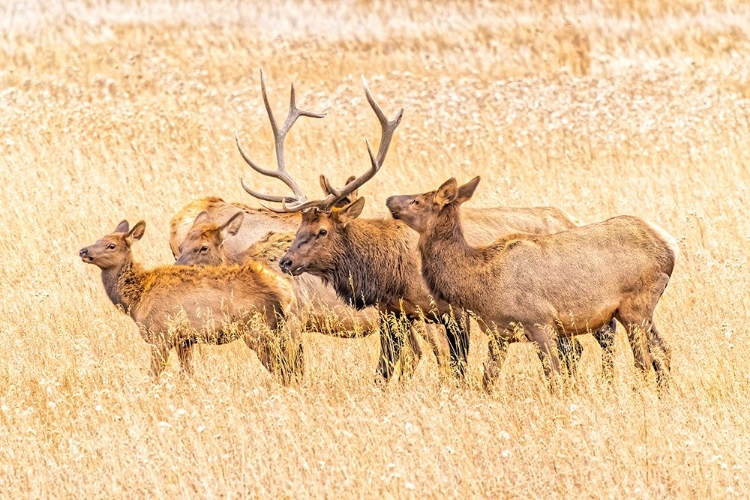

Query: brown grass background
left=1, top=0, right=749, bottom=497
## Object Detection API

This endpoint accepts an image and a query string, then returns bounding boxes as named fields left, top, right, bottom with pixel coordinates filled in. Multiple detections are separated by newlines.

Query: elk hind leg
left=483, top=333, right=509, bottom=392
left=648, top=321, right=671, bottom=389
left=557, top=336, right=583, bottom=377
left=593, top=318, right=618, bottom=380
left=399, top=326, right=424, bottom=380
left=375, top=314, right=407, bottom=383
left=525, top=324, right=562, bottom=386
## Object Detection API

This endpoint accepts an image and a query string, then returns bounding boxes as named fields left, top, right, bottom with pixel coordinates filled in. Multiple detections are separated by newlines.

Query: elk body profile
left=79, top=220, right=303, bottom=384
left=386, top=177, right=677, bottom=389
left=240, top=75, right=610, bottom=381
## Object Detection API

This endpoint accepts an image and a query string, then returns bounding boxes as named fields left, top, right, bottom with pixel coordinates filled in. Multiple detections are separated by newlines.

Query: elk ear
left=114, top=220, right=130, bottom=234
left=335, top=197, right=366, bottom=226
left=219, top=211, right=244, bottom=242
left=343, top=176, right=358, bottom=201
left=193, top=211, right=211, bottom=226
left=455, top=176, right=480, bottom=205
left=319, top=175, right=332, bottom=196
left=127, top=220, right=146, bottom=244
left=434, top=178, right=458, bottom=209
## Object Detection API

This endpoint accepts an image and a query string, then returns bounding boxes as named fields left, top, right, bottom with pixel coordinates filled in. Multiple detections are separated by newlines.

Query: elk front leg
left=176, top=340, right=195, bottom=376
left=441, top=309, right=470, bottom=380
left=483, top=335, right=509, bottom=392
left=149, top=344, right=170, bottom=379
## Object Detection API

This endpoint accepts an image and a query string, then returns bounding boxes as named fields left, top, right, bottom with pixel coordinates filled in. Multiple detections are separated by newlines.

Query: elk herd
left=80, top=71, right=678, bottom=391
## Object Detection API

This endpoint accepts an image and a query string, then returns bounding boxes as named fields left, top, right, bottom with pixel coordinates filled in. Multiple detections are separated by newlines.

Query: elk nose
left=79, top=248, right=88, bottom=257
left=279, top=257, right=292, bottom=274
left=386, top=196, right=394, bottom=206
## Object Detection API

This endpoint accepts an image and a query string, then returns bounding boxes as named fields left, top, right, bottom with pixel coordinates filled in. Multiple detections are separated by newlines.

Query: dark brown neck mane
left=324, top=219, right=413, bottom=309
left=100, top=259, right=145, bottom=315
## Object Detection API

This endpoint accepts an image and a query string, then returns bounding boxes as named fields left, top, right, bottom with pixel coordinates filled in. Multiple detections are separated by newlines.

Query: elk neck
left=330, top=219, right=412, bottom=309
left=418, top=204, right=480, bottom=306
left=100, top=259, right=145, bottom=315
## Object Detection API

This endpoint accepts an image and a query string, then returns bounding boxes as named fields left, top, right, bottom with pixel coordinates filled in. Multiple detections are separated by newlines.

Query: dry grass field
left=1, top=0, right=750, bottom=497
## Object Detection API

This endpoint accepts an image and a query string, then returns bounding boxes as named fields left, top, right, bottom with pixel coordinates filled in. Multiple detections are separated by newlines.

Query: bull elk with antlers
left=79, top=220, right=303, bottom=384
left=238, top=75, right=610, bottom=382
left=386, top=177, right=677, bottom=389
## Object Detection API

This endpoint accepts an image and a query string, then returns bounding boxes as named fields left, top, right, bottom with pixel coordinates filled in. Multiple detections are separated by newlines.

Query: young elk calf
left=79, top=220, right=302, bottom=383
left=386, top=177, right=677, bottom=389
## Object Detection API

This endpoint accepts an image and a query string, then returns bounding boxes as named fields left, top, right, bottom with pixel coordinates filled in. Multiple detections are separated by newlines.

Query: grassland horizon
left=1, top=0, right=749, bottom=497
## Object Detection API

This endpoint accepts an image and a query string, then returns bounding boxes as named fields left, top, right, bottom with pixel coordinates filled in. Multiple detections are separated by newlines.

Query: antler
left=310, top=76, right=403, bottom=210
left=236, top=69, right=327, bottom=210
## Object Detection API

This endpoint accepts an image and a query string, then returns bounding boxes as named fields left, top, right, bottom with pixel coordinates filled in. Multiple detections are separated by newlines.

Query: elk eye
left=107, top=243, right=116, bottom=250
left=411, top=199, right=419, bottom=206
left=200, top=246, right=209, bottom=253
left=318, top=229, right=328, bottom=237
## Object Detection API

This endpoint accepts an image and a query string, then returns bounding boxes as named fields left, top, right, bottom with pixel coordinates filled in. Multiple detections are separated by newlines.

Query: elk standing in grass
left=168, top=73, right=380, bottom=342
left=386, top=177, right=676, bottom=389
left=79, top=220, right=303, bottom=383
left=242, top=75, right=609, bottom=381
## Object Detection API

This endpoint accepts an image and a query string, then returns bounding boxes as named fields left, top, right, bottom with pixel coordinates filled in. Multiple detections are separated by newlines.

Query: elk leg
left=375, top=314, right=407, bottom=382
left=149, top=344, right=170, bottom=379
left=418, top=322, right=451, bottom=376
left=176, top=340, right=195, bottom=376
left=619, top=319, right=654, bottom=378
left=399, top=326, right=424, bottom=380
left=648, top=322, right=671, bottom=389
left=442, top=309, right=470, bottom=380
left=593, top=318, right=617, bottom=380
left=482, top=335, right=509, bottom=392
left=557, top=336, right=583, bottom=377
left=525, top=324, right=561, bottom=382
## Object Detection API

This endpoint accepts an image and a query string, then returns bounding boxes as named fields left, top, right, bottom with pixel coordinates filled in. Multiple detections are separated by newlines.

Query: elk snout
left=279, top=254, right=307, bottom=276
left=279, top=256, right=293, bottom=274
left=385, top=196, right=401, bottom=219
left=79, top=247, right=94, bottom=263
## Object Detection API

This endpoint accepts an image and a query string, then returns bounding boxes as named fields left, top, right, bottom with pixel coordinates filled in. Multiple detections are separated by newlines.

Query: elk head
left=386, top=176, right=481, bottom=234
left=235, top=72, right=403, bottom=276
left=278, top=197, right=365, bottom=276
left=79, top=220, right=146, bottom=270
left=174, top=211, right=245, bottom=266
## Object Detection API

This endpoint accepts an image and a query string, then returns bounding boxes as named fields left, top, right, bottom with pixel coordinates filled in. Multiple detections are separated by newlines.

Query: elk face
left=279, top=198, right=365, bottom=276
left=386, top=176, right=481, bottom=234
left=174, top=211, right=244, bottom=266
left=79, top=220, right=145, bottom=270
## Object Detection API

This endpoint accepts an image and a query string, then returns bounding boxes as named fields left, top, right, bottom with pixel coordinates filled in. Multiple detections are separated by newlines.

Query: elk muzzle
left=79, top=247, right=94, bottom=263
left=385, top=195, right=407, bottom=220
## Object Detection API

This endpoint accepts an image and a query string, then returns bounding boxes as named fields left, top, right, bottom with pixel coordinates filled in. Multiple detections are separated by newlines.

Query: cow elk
left=79, top=220, right=303, bottom=384
left=386, top=177, right=677, bottom=390
left=240, top=75, right=604, bottom=383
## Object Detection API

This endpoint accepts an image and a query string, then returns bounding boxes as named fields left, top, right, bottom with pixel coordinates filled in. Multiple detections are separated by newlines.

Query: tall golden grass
left=0, top=0, right=749, bottom=497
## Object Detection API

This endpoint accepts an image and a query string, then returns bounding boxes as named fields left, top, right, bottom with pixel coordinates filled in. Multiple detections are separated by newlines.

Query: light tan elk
left=241, top=77, right=605, bottom=381
left=79, top=220, right=303, bottom=384
left=386, top=177, right=676, bottom=389
left=167, top=73, right=379, bottom=341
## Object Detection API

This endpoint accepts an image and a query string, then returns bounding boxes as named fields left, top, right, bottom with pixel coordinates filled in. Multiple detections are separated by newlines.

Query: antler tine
left=237, top=69, right=326, bottom=210
left=320, top=76, right=404, bottom=205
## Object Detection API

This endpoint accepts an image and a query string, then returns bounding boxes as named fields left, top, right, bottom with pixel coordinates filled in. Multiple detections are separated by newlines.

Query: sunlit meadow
left=0, top=0, right=749, bottom=497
